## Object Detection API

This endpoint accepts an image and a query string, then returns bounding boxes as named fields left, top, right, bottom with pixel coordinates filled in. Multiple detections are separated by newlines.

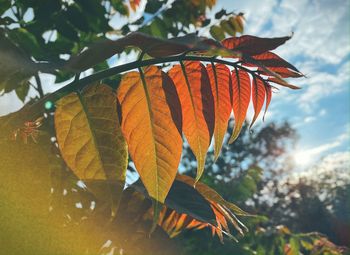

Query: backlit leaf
left=243, top=51, right=304, bottom=78
left=268, top=77, right=300, bottom=90
left=229, top=68, right=251, bottom=143
left=55, top=84, right=128, bottom=182
left=250, top=77, right=266, bottom=128
left=168, top=61, right=214, bottom=183
left=263, top=83, right=272, bottom=121
left=252, top=51, right=302, bottom=74
left=117, top=66, right=182, bottom=203
left=206, top=63, right=232, bottom=160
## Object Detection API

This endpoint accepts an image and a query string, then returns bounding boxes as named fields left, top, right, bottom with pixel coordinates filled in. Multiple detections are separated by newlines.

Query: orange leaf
left=222, top=35, right=291, bottom=56
left=263, top=83, right=272, bottom=121
left=168, top=61, right=214, bottom=183
left=117, top=66, right=182, bottom=203
left=206, top=64, right=232, bottom=160
left=129, top=0, right=141, bottom=11
left=250, top=77, right=266, bottom=128
left=229, top=69, right=251, bottom=143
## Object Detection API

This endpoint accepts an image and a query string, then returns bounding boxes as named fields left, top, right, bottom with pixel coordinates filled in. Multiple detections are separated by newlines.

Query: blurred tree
left=177, top=120, right=349, bottom=254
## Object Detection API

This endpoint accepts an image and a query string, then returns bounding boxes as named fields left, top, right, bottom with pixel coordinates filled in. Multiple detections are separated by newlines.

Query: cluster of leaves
left=209, top=10, right=244, bottom=41
left=0, top=0, right=232, bottom=100
left=127, top=0, right=217, bottom=37
left=0, top=0, right=135, bottom=93
left=50, top=32, right=302, bottom=211
left=0, top=29, right=305, bottom=249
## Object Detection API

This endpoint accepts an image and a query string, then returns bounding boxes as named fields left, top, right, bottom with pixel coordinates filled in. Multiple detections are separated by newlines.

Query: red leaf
left=268, top=77, right=301, bottom=89
left=222, top=35, right=291, bottom=56
left=252, top=51, right=300, bottom=72
left=245, top=51, right=304, bottom=78
left=250, top=77, right=266, bottom=128
left=229, top=69, right=251, bottom=143
left=206, top=64, right=232, bottom=160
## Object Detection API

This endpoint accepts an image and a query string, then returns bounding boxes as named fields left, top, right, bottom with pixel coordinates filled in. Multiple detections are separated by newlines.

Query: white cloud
left=269, top=59, right=349, bottom=114
left=293, top=130, right=349, bottom=167
left=270, top=0, right=350, bottom=65
left=304, top=116, right=315, bottom=123
left=225, top=0, right=350, bottom=65
left=297, top=60, right=350, bottom=112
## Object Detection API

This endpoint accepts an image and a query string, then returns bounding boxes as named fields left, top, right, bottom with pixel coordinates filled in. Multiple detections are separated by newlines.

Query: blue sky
left=0, top=0, right=349, bottom=171
left=214, top=0, right=350, bottom=170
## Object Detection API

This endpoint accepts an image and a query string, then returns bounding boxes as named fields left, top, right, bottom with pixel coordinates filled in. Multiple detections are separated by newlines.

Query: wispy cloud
left=297, top=60, right=350, bottom=112
left=293, top=130, right=349, bottom=166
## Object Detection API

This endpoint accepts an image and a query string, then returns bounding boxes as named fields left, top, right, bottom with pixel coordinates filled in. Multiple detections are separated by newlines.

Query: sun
left=293, top=150, right=312, bottom=167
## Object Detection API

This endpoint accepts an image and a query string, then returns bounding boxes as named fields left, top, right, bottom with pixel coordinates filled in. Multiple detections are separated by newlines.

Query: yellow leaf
left=55, top=84, right=128, bottom=182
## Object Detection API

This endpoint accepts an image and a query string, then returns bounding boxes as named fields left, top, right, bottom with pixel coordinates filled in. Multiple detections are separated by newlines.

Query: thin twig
left=34, top=74, right=45, bottom=98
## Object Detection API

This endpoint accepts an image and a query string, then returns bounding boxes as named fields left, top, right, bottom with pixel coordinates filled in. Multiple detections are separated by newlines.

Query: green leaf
left=150, top=18, right=168, bottom=38
left=289, top=237, right=300, bottom=255
left=15, top=82, right=30, bottom=102
left=210, top=25, right=225, bottom=41
left=220, top=20, right=236, bottom=36
left=8, top=28, right=41, bottom=57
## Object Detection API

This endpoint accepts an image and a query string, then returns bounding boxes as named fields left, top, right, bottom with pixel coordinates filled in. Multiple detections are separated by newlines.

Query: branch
left=0, top=54, right=263, bottom=137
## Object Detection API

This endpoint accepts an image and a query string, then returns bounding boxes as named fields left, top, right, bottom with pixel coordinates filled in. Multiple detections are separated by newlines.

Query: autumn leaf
left=263, top=83, right=272, bottom=121
left=55, top=84, right=128, bottom=181
left=129, top=0, right=141, bottom=11
left=168, top=61, right=215, bottom=183
left=222, top=35, right=291, bottom=56
left=117, top=66, right=182, bottom=203
left=229, top=68, right=251, bottom=143
left=54, top=84, right=128, bottom=215
left=250, top=76, right=266, bottom=128
left=253, top=51, right=299, bottom=70
left=176, top=174, right=251, bottom=217
left=268, top=76, right=300, bottom=90
left=131, top=178, right=216, bottom=224
left=242, top=51, right=304, bottom=79
left=206, top=63, right=232, bottom=160
left=153, top=174, right=252, bottom=240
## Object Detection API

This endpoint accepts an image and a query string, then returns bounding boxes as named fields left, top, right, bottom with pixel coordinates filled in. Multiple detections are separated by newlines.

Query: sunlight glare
left=293, top=150, right=312, bottom=166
